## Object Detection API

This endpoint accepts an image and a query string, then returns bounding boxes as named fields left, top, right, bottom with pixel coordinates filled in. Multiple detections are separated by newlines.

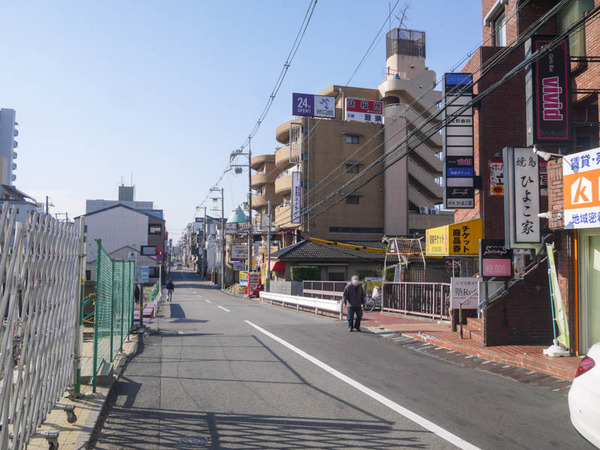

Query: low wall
left=268, top=280, right=303, bottom=296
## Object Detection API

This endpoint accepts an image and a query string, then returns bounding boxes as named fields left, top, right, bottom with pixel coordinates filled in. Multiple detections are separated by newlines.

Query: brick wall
left=484, top=263, right=554, bottom=346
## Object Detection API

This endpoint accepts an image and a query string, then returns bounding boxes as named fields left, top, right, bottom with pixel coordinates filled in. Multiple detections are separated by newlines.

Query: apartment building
left=252, top=27, right=453, bottom=246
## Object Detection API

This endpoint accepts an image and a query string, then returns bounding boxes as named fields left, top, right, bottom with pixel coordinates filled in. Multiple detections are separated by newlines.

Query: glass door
left=580, top=231, right=600, bottom=353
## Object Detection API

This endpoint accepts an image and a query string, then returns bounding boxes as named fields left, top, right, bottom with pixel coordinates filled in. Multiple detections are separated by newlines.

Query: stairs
left=462, top=318, right=484, bottom=345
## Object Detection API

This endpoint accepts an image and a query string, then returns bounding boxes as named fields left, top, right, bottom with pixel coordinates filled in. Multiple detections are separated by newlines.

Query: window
left=85, top=270, right=91, bottom=281
left=346, top=195, right=360, bottom=204
left=149, top=267, right=160, bottom=278
left=149, top=224, right=162, bottom=235
left=494, top=12, right=506, bottom=47
left=346, top=163, right=359, bottom=174
left=328, top=272, right=346, bottom=281
left=559, top=0, right=594, bottom=57
left=346, top=135, right=359, bottom=144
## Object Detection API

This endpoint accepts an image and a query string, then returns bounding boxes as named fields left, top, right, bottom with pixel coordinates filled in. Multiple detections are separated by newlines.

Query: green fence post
left=93, top=239, right=102, bottom=393
left=110, top=258, right=115, bottom=361
left=120, top=261, right=125, bottom=353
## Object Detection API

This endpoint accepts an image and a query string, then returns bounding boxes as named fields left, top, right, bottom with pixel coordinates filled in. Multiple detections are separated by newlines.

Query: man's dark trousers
left=347, top=306, right=363, bottom=330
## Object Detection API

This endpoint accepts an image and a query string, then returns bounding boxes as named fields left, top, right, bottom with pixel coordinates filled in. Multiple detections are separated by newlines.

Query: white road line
left=205, top=299, right=211, bottom=303
left=245, top=320, right=481, bottom=450
left=218, top=306, right=230, bottom=313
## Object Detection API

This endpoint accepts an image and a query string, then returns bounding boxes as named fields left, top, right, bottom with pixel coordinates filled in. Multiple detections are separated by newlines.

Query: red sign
left=345, top=98, right=383, bottom=124
left=156, top=244, right=164, bottom=253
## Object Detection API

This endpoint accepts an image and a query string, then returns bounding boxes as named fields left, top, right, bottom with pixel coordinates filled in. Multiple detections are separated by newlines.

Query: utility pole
left=247, top=136, right=253, bottom=272
left=210, top=188, right=225, bottom=288
left=267, top=200, right=272, bottom=292
left=203, top=206, right=207, bottom=280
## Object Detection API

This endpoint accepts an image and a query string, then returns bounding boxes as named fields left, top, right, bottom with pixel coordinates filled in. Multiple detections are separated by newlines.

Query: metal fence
left=0, top=208, right=82, bottom=450
left=92, top=240, right=135, bottom=391
left=382, top=282, right=451, bottom=320
left=303, top=281, right=347, bottom=300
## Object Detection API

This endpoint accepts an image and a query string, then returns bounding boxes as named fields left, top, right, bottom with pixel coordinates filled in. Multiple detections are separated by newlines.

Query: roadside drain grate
left=178, top=436, right=210, bottom=447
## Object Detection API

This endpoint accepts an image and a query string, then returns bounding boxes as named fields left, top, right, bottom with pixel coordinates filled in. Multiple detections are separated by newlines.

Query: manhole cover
left=178, top=436, right=210, bottom=447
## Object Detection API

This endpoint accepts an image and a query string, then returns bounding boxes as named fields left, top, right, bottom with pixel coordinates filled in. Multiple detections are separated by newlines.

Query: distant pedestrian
left=166, top=279, right=174, bottom=302
left=134, top=281, right=140, bottom=304
left=343, top=275, right=365, bottom=332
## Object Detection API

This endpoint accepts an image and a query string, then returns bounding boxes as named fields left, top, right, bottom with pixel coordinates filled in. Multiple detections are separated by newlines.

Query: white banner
left=291, top=171, right=302, bottom=224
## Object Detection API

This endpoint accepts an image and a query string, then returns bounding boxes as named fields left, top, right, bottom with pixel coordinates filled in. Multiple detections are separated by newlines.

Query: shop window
left=346, top=135, right=359, bottom=144
left=559, top=0, right=594, bottom=57
left=328, top=272, right=346, bottom=281
left=493, top=11, right=506, bottom=47
left=346, top=163, right=360, bottom=174
left=149, top=267, right=159, bottom=278
left=346, top=195, right=360, bottom=205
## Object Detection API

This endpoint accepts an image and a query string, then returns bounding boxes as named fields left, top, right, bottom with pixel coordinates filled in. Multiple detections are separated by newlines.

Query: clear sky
left=0, top=1, right=482, bottom=241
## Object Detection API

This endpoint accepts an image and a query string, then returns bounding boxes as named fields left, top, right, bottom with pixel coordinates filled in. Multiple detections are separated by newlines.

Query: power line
left=274, top=0, right=589, bottom=227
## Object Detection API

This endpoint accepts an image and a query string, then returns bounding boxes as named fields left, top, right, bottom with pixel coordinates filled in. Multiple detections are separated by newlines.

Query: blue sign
left=292, top=93, right=336, bottom=118
left=447, top=167, right=474, bottom=177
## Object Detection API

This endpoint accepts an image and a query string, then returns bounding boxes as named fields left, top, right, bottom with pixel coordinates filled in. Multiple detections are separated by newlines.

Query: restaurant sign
left=563, top=147, right=600, bottom=229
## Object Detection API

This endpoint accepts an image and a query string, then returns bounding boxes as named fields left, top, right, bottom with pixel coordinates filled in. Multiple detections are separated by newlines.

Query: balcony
left=275, top=145, right=293, bottom=170
left=251, top=154, right=275, bottom=170
left=252, top=191, right=283, bottom=209
left=274, top=174, right=292, bottom=195
left=276, top=119, right=300, bottom=144
left=274, top=204, right=300, bottom=229
left=251, top=171, right=278, bottom=188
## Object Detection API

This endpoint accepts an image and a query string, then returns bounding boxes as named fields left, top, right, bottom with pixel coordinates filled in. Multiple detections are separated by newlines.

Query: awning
left=270, top=260, right=286, bottom=272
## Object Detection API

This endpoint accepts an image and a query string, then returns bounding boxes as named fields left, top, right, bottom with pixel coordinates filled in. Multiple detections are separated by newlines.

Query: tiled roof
left=272, top=240, right=385, bottom=262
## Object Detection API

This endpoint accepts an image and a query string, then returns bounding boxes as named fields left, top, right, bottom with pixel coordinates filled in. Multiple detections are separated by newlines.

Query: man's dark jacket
left=343, top=283, right=365, bottom=308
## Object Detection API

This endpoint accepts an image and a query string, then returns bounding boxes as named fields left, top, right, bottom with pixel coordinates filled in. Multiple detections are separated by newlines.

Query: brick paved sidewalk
left=363, top=311, right=582, bottom=381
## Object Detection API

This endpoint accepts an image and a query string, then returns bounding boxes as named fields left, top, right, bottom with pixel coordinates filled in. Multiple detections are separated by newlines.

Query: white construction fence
left=259, top=291, right=342, bottom=318
left=0, top=207, right=83, bottom=450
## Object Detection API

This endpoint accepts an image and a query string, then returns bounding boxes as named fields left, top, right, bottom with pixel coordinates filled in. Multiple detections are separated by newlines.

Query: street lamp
left=532, top=145, right=565, bottom=162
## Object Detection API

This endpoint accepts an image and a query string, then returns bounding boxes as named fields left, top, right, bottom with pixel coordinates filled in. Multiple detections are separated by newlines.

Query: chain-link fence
left=0, top=207, right=83, bottom=450
left=92, top=240, right=135, bottom=391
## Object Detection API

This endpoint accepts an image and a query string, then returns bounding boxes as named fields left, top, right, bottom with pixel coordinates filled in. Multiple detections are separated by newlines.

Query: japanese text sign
left=451, top=277, right=479, bottom=309
left=563, top=147, right=600, bottom=229
left=292, top=93, right=336, bottom=118
left=504, top=147, right=541, bottom=247
left=345, top=98, right=383, bottom=124
left=425, top=218, right=482, bottom=256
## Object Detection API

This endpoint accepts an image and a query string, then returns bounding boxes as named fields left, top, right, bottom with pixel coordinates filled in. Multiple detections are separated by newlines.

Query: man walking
left=343, top=275, right=365, bottom=332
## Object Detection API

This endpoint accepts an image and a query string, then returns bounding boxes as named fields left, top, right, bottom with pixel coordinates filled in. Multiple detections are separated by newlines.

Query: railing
left=260, top=292, right=342, bottom=318
left=382, top=282, right=451, bottom=320
left=303, top=281, right=347, bottom=301
left=0, top=208, right=82, bottom=449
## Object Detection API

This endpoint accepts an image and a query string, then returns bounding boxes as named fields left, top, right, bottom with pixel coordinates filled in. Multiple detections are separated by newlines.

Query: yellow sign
left=425, top=218, right=483, bottom=256
left=426, top=225, right=449, bottom=256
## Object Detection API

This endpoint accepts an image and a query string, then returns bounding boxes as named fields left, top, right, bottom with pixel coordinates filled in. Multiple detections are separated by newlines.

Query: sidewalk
left=363, top=312, right=582, bottom=382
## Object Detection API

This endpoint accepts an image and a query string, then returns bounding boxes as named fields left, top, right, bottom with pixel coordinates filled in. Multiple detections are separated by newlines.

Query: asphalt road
left=91, top=270, right=594, bottom=449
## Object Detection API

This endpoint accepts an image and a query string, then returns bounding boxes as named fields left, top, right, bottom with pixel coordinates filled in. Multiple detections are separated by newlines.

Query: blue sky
left=0, top=1, right=482, bottom=239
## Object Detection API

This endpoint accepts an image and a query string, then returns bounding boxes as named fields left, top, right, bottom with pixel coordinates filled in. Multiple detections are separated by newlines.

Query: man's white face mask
left=351, top=276, right=360, bottom=286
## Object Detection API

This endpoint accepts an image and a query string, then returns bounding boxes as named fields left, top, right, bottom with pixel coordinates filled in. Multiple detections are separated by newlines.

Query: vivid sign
left=530, top=37, right=570, bottom=143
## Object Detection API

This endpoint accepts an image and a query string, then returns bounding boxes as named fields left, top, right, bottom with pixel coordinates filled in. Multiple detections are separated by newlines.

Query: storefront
left=562, top=149, right=600, bottom=354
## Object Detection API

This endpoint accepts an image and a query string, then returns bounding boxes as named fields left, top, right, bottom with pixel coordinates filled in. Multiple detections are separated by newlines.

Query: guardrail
left=260, top=292, right=342, bottom=319
left=383, top=282, right=451, bottom=320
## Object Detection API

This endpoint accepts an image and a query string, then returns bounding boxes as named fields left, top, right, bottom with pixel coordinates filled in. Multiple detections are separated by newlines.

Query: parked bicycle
left=364, top=294, right=381, bottom=312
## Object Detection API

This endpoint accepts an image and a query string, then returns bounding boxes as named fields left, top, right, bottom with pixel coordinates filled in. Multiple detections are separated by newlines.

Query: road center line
left=244, top=320, right=480, bottom=450
left=218, top=306, right=230, bottom=313
left=205, top=299, right=211, bottom=303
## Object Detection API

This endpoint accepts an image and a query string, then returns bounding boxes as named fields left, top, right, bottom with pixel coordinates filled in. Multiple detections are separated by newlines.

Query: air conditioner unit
left=419, top=206, right=429, bottom=215
left=430, top=208, right=439, bottom=215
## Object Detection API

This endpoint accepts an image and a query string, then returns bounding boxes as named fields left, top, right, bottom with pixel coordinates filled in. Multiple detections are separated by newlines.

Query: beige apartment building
left=252, top=28, right=453, bottom=244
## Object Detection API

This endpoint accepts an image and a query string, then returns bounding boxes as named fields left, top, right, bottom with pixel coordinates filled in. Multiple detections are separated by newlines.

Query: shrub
left=290, top=265, right=320, bottom=282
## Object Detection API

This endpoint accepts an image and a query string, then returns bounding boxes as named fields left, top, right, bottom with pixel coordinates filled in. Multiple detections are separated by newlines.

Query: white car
left=569, top=342, right=600, bottom=448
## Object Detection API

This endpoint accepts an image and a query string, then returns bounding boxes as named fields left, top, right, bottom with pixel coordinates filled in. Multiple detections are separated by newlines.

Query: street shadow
left=169, top=304, right=186, bottom=318
left=91, top=406, right=428, bottom=449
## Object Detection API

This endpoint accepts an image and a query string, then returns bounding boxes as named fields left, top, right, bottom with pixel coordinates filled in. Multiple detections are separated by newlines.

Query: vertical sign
left=503, top=147, right=541, bottom=247
left=526, top=37, right=570, bottom=145
left=489, top=161, right=504, bottom=197
left=443, top=73, right=474, bottom=209
left=345, top=98, right=383, bottom=124
left=291, top=171, right=302, bottom=224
